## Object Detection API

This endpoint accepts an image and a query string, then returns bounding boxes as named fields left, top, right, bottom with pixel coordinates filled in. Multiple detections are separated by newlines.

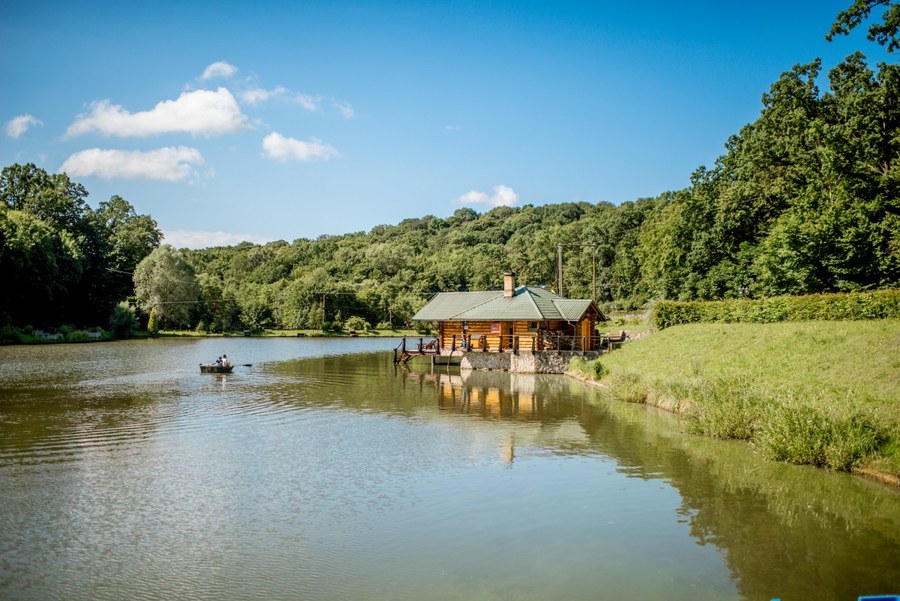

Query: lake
left=0, top=338, right=898, bottom=601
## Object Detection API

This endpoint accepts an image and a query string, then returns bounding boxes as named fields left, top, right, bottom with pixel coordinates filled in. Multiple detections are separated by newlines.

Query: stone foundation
left=459, top=350, right=600, bottom=374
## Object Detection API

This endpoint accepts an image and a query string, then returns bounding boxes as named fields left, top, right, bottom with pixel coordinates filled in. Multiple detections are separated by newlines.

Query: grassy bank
left=569, top=320, right=900, bottom=479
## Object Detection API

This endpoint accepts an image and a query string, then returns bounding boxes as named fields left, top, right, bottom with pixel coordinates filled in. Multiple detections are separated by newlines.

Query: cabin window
left=491, top=322, right=500, bottom=333
left=528, top=321, right=539, bottom=330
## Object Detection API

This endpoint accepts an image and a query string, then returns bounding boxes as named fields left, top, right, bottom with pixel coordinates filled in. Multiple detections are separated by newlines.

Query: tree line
left=1, top=33, right=897, bottom=334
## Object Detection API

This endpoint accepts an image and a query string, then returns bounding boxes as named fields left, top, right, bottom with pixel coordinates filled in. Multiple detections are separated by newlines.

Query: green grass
left=570, top=320, right=900, bottom=477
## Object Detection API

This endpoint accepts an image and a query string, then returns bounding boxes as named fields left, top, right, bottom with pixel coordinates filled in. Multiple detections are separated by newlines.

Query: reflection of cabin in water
left=411, top=272, right=608, bottom=355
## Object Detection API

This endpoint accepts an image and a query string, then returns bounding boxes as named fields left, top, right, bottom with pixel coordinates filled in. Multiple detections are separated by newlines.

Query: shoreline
left=565, top=366, right=900, bottom=488
left=1, top=329, right=423, bottom=345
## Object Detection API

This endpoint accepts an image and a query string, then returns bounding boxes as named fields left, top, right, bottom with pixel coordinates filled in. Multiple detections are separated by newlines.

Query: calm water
left=0, top=338, right=897, bottom=601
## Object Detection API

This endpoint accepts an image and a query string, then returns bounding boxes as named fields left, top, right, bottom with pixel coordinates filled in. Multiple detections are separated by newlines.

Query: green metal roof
left=412, top=286, right=605, bottom=322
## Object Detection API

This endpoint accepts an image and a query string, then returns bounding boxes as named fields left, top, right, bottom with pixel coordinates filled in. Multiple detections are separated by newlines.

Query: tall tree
left=827, top=0, right=900, bottom=51
left=133, top=245, right=200, bottom=328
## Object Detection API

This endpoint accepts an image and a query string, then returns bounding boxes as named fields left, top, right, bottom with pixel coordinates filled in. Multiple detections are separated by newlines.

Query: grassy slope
left=574, top=320, right=900, bottom=477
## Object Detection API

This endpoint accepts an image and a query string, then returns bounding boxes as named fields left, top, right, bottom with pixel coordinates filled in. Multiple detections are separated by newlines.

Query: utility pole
left=557, top=243, right=564, bottom=298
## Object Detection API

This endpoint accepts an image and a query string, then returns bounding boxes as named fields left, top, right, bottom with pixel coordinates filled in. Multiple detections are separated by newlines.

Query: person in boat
left=214, top=356, right=222, bottom=366
left=222, top=354, right=229, bottom=367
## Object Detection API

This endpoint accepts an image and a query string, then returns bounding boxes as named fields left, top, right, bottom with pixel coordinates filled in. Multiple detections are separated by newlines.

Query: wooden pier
left=393, top=337, right=457, bottom=365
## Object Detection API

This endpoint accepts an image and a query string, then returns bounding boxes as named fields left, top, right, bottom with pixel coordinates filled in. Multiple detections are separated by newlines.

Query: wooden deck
left=393, top=331, right=628, bottom=364
left=393, top=337, right=442, bottom=364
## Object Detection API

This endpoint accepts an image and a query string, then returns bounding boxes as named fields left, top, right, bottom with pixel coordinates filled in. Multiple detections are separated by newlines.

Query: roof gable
left=412, top=286, right=605, bottom=322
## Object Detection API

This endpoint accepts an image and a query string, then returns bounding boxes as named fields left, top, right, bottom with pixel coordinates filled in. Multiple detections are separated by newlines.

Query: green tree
left=827, top=0, right=900, bottom=51
left=133, top=245, right=200, bottom=329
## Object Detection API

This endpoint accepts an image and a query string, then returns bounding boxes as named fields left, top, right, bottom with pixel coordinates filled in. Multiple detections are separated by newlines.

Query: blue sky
left=0, top=1, right=890, bottom=248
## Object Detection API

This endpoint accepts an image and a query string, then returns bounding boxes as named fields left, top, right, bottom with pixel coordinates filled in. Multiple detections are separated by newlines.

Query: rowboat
left=200, top=363, right=233, bottom=373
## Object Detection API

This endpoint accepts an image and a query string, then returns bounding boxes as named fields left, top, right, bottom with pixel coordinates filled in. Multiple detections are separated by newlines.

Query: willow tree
left=133, top=245, right=200, bottom=329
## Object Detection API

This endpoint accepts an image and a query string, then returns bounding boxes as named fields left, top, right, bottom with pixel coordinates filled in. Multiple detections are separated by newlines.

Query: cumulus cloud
left=457, top=185, right=519, bottom=208
left=200, top=61, right=238, bottom=81
left=162, top=229, right=271, bottom=250
left=59, top=147, right=205, bottom=182
left=5, top=114, right=43, bottom=138
left=261, top=132, right=339, bottom=162
left=65, top=88, right=249, bottom=138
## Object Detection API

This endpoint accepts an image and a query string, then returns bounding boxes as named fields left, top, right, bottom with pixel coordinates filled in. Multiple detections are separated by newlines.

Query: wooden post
left=557, top=243, right=564, bottom=297
left=452, top=335, right=456, bottom=351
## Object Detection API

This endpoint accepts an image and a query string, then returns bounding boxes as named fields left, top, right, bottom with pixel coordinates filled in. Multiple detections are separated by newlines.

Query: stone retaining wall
left=459, top=350, right=600, bottom=374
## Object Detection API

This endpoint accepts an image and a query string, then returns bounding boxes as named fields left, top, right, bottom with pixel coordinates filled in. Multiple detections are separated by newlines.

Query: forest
left=1, top=14, right=898, bottom=334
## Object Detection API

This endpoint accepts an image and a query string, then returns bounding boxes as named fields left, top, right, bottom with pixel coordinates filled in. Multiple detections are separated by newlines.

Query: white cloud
left=240, top=85, right=288, bottom=105
left=162, top=229, right=272, bottom=249
left=59, top=147, right=205, bottom=182
left=238, top=86, right=319, bottom=111
left=261, top=132, right=339, bottom=162
left=5, top=114, right=43, bottom=138
left=200, top=61, right=238, bottom=81
left=292, top=93, right=320, bottom=111
left=66, top=88, right=249, bottom=138
left=457, top=184, right=519, bottom=208
left=333, top=101, right=355, bottom=119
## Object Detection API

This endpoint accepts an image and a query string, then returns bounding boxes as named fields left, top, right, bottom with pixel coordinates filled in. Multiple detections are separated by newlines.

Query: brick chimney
left=503, top=272, right=516, bottom=298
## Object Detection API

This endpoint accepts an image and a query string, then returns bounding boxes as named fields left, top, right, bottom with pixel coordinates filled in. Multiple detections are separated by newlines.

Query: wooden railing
left=444, top=332, right=624, bottom=353
left=397, top=330, right=629, bottom=360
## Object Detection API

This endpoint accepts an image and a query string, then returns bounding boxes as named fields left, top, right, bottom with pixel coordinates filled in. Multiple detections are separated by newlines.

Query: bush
left=0, top=326, right=22, bottom=344
left=109, top=302, right=139, bottom=338
left=147, top=308, right=159, bottom=335
left=65, top=330, right=91, bottom=342
left=568, top=357, right=607, bottom=381
left=376, top=321, right=393, bottom=330
left=344, top=316, right=371, bottom=332
left=652, top=289, right=900, bottom=329
left=321, top=321, right=342, bottom=333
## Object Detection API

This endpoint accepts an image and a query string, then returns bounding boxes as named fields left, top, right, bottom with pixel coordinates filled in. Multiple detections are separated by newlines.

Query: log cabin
left=412, top=272, right=608, bottom=353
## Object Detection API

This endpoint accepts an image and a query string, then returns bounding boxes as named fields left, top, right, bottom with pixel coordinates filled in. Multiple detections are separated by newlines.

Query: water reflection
left=1, top=344, right=898, bottom=601
left=396, top=363, right=900, bottom=600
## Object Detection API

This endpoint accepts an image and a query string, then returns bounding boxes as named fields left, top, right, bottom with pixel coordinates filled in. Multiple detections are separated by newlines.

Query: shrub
left=344, top=316, right=371, bottom=332
left=0, top=326, right=22, bottom=344
left=147, top=308, right=160, bottom=335
left=65, top=330, right=91, bottom=342
left=568, top=357, right=607, bottom=381
left=652, top=289, right=900, bottom=329
left=109, top=302, right=139, bottom=338
left=376, top=321, right=393, bottom=330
